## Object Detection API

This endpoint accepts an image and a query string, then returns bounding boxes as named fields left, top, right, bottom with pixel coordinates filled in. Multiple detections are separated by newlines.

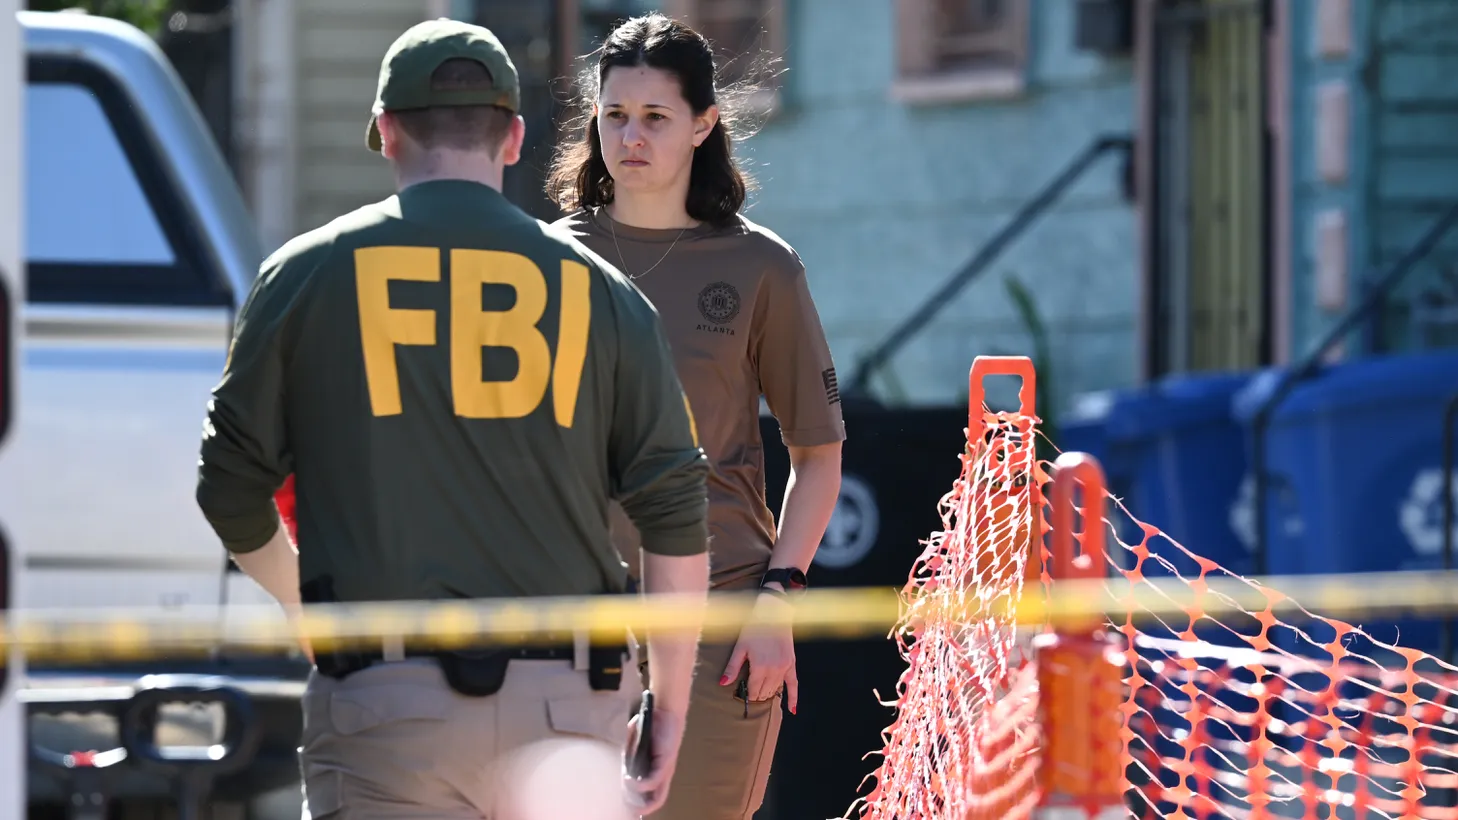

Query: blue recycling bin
left=1054, top=390, right=1116, bottom=466
left=1053, top=390, right=1127, bottom=559
left=1255, top=349, right=1458, bottom=662
left=1102, top=372, right=1259, bottom=581
left=1052, top=374, right=1256, bottom=652
left=1068, top=374, right=1264, bottom=777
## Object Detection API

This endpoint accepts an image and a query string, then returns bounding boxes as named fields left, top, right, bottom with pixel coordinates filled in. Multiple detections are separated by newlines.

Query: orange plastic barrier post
left=967, top=354, right=1037, bottom=439
left=967, top=355, right=1046, bottom=586
left=1035, top=452, right=1126, bottom=819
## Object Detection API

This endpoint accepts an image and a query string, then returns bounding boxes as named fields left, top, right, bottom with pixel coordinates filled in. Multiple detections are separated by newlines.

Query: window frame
left=25, top=55, right=231, bottom=308
left=893, top=0, right=1031, bottom=105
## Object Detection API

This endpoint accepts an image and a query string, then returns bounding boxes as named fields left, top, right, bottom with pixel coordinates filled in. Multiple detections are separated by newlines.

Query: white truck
left=3, top=1, right=23, bottom=817
left=2, top=8, right=307, bottom=818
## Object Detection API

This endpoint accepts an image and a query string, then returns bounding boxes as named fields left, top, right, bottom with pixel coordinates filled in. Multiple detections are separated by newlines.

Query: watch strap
left=760, top=567, right=807, bottom=592
left=758, top=585, right=790, bottom=602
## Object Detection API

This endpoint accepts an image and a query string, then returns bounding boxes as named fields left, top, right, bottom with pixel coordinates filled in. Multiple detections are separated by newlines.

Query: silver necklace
left=607, top=209, right=687, bottom=280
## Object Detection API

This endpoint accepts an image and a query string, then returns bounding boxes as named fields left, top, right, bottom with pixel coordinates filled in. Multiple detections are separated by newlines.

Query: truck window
left=25, top=56, right=228, bottom=307
left=27, top=84, right=175, bottom=267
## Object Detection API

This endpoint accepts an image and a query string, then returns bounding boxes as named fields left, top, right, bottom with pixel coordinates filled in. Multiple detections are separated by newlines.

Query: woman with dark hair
left=548, top=13, right=846, bottom=820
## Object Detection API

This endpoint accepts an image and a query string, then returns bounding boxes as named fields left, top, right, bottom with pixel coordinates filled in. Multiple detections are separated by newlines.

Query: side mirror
left=119, top=676, right=261, bottom=777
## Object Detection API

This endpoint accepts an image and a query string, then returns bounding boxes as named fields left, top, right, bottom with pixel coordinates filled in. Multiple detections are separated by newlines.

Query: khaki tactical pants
left=299, top=651, right=642, bottom=820
left=644, top=640, right=784, bottom=820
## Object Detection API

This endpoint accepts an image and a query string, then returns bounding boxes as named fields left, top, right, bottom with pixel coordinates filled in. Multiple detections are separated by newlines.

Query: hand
left=283, top=604, right=315, bottom=665
left=622, top=704, right=686, bottom=816
left=719, top=592, right=798, bottom=713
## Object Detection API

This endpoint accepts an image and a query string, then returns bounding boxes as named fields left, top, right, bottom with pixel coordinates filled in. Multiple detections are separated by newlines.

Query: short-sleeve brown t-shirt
left=553, top=207, right=846, bottom=590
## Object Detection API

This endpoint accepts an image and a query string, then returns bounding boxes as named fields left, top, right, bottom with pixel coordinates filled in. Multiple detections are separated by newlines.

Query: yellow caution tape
left=3, top=570, right=1458, bottom=664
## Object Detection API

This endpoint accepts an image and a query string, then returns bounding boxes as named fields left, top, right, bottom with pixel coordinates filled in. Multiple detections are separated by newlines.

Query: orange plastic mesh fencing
left=851, top=355, right=1458, bottom=820
left=848, top=357, right=1052, bottom=820
left=1112, top=486, right=1458, bottom=820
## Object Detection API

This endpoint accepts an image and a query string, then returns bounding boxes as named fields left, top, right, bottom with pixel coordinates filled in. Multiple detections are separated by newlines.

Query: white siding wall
left=293, top=0, right=428, bottom=235
left=234, top=0, right=298, bottom=254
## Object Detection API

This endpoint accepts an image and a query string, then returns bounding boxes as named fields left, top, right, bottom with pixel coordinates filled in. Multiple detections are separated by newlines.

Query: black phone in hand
left=629, top=690, right=654, bottom=779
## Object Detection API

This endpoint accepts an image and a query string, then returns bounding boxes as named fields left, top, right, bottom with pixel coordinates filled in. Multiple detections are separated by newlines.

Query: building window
left=895, top=0, right=1029, bottom=104
left=664, top=0, right=785, bottom=113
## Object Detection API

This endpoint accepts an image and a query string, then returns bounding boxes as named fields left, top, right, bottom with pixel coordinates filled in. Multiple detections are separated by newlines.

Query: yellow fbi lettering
left=355, top=246, right=591, bottom=426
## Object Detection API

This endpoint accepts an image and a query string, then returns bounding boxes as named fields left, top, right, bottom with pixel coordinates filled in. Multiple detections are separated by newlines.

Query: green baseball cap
left=366, top=18, right=521, bottom=152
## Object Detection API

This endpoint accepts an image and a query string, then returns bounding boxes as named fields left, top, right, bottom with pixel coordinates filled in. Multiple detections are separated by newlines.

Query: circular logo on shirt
left=813, top=474, right=880, bottom=570
left=697, top=282, right=741, bottom=325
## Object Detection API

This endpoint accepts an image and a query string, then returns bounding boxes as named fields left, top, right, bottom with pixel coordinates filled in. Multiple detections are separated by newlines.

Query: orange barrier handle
left=967, top=355, right=1037, bottom=437
left=1049, top=452, right=1108, bottom=582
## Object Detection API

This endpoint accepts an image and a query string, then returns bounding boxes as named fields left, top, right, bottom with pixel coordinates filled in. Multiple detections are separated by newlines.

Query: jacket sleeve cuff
left=781, top=422, right=847, bottom=448
left=639, top=525, right=710, bottom=557
left=207, top=508, right=282, bottom=555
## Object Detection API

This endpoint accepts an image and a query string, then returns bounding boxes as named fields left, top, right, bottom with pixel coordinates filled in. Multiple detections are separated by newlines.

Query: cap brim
left=366, top=114, right=383, bottom=152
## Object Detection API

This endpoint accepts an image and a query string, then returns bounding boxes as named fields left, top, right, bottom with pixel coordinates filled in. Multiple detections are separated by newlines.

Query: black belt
left=300, top=577, right=628, bottom=695
left=316, top=641, right=626, bottom=696
left=319, top=643, right=573, bottom=677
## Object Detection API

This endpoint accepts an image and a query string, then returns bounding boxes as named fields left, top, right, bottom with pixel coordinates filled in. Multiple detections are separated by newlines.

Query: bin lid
left=1063, top=390, right=1116, bottom=426
left=1270, top=349, right=1458, bottom=422
left=1104, top=371, right=1255, bottom=441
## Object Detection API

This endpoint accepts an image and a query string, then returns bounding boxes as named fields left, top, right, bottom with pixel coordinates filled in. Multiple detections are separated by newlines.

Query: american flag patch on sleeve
left=822, top=367, right=841, bottom=405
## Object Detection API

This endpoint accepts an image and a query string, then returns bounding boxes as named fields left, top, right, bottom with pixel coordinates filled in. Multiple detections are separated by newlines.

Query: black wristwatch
left=759, top=567, right=808, bottom=600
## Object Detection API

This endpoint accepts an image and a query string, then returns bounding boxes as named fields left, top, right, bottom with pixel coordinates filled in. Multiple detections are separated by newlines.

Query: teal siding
left=738, top=0, right=1138, bottom=411
left=1288, top=0, right=1458, bottom=357
left=1285, top=0, right=1370, bottom=361
left=1364, top=0, right=1458, bottom=351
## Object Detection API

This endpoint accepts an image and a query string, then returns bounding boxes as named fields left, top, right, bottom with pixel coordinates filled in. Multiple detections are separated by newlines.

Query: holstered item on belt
left=434, top=644, right=625, bottom=695
left=303, top=575, right=372, bottom=681
left=299, top=575, right=334, bottom=607
left=590, top=576, right=637, bottom=690
left=588, top=644, right=625, bottom=691
left=436, top=650, right=512, bottom=697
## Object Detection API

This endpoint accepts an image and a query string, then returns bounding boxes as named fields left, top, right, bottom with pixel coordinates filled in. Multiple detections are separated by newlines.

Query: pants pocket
left=302, top=766, right=344, bottom=819
left=329, top=683, right=452, bottom=736
left=546, top=692, right=635, bottom=747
